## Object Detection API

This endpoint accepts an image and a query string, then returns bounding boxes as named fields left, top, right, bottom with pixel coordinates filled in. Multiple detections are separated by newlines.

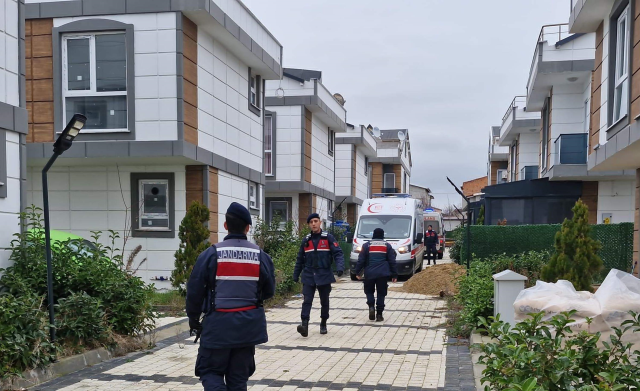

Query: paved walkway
left=35, top=262, right=475, bottom=391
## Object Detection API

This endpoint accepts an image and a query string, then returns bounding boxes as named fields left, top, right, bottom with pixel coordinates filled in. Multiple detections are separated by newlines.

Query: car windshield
left=357, top=215, right=412, bottom=239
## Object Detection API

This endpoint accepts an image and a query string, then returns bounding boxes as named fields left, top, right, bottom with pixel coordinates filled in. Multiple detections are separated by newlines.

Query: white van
left=423, top=208, right=445, bottom=259
left=349, top=194, right=425, bottom=280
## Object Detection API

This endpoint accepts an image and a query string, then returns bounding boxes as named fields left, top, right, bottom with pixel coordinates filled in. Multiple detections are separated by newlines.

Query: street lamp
left=43, top=113, right=86, bottom=342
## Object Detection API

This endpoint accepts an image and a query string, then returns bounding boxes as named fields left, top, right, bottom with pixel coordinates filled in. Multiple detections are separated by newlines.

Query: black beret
left=307, top=213, right=320, bottom=223
left=227, top=202, right=253, bottom=226
left=372, top=228, right=384, bottom=239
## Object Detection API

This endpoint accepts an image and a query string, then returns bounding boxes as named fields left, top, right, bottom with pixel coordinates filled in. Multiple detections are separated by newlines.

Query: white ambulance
left=349, top=194, right=425, bottom=280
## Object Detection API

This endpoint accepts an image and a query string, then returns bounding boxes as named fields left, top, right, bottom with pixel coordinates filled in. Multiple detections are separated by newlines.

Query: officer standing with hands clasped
left=425, top=225, right=438, bottom=266
left=293, top=213, right=345, bottom=337
left=354, top=228, right=397, bottom=322
left=186, top=202, right=276, bottom=391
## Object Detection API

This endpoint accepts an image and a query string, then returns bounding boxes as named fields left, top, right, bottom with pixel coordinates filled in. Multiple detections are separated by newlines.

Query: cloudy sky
left=243, top=0, right=570, bottom=208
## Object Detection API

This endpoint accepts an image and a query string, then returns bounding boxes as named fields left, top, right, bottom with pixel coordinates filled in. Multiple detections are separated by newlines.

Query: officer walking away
left=293, top=213, right=345, bottom=337
left=186, top=202, right=276, bottom=391
left=425, top=225, right=438, bottom=266
left=354, top=228, right=397, bottom=322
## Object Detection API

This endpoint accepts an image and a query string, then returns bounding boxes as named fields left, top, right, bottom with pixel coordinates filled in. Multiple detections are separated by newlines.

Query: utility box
left=493, top=270, right=527, bottom=327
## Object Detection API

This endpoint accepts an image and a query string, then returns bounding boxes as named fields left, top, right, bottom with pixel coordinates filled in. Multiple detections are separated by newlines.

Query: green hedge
left=459, top=223, right=634, bottom=282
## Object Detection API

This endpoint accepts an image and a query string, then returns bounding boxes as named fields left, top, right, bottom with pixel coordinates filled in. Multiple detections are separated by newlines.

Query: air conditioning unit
left=501, top=171, right=508, bottom=180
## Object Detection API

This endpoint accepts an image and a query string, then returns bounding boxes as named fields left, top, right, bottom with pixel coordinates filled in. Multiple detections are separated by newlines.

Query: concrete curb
left=470, top=332, right=497, bottom=391
left=2, top=318, right=189, bottom=390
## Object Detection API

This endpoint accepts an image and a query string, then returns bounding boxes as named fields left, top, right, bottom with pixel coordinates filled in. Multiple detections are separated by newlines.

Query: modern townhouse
left=335, top=123, right=377, bottom=227
left=409, top=183, right=433, bottom=208
left=0, top=0, right=28, bottom=270
left=22, top=0, right=282, bottom=287
left=369, top=129, right=412, bottom=194
left=569, top=0, right=640, bottom=275
left=264, top=68, right=347, bottom=230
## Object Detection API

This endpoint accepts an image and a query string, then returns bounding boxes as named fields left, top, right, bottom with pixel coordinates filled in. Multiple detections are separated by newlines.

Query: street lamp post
left=43, top=114, right=86, bottom=342
left=446, top=177, right=471, bottom=274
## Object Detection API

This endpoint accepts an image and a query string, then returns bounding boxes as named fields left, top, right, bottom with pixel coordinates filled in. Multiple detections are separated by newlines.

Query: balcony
left=336, top=125, right=377, bottom=156
left=490, top=138, right=509, bottom=161
left=555, top=133, right=587, bottom=165
left=569, top=0, right=615, bottom=33
left=527, top=24, right=595, bottom=111
left=498, top=96, right=541, bottom=147
left=520, top=166, right=539, bottom=181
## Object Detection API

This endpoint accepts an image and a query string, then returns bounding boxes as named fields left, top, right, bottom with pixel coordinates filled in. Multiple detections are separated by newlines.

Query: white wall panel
left=597, top=180, right=635, bottom=224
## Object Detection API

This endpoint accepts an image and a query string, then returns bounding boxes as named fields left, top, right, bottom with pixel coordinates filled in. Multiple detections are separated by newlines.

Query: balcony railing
left=528, top=24, right=571, bottom=96
left=554, top=133, right=587, bottom=165
left=381, top=187, right=399, bottom=194
left=520, top=166, right=539, bottom=181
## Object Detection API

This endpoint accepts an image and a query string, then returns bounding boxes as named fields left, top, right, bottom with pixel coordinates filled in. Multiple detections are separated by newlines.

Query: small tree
left=541, top=199, right=602, bottom=292
left=476, top=205, right=485, bottom=225
left=171, top=201, right=210, bottom=294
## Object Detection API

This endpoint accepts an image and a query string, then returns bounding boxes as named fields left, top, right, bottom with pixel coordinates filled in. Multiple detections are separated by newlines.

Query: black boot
left=297, top=319, right=309, bottom=337
left=376, top=311, right=384, bottom=322
left=320, top=319, right=328, bottom=334
left=369, top=306, right=375, bottom=321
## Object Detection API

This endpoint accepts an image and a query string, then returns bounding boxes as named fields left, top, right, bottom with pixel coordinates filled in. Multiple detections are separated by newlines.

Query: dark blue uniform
left=186, top=234, right=276, bottom=391
left=425, top=229, right=438, bottom=265
left=354, top=240, right=397, bottom=312
left=293, top=231, right=344, bottom=321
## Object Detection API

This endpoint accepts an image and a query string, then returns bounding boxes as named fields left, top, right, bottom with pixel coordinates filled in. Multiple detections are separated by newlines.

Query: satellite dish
left=398, top=131, right=406, bottom=141
left=276, top=87, right=285, bottom=99
left=372, top=127, right=381, bottom=137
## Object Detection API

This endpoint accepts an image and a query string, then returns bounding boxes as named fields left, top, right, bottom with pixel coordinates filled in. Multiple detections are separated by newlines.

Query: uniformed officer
left=293, top=213, right=345, bottom=337
left=354, top=228, right=397, bottom=322
left=425, top=225, right=438, bottom=265
left=186, top=202, right=276, bottom=391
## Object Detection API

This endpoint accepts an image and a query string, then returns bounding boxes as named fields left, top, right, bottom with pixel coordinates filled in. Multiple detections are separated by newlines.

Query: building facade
left=370, top=129, right=412, bottom=195
left=0, top=0, right=28, bottom=271
left=264, top=68, right=347, bottom=229
left=23, top=0, right=283, bottom=288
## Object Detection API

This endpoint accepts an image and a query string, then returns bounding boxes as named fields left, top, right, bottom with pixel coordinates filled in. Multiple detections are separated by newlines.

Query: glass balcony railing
left=520, top=166, right=539, bottom=180
left=554, top=134, right=587, bottom=165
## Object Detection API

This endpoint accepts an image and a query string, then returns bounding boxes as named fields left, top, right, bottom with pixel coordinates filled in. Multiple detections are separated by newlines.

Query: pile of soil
left=399, top=263, right=466, bottom=296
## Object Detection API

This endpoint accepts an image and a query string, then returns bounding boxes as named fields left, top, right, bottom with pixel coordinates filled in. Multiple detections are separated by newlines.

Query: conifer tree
left=171, top=201, right=210, bottom=294
left=541, top=199, right=603, bottom=292
left=477, top=205, right=485, bottom=225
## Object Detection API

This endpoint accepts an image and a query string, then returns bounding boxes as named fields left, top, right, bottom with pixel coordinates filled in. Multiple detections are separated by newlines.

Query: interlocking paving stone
left=35, top=259, right=475, bottom=390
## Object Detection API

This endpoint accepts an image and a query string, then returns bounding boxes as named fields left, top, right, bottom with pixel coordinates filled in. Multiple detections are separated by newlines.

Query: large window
left=62, top=33, right=127, bottom=132
left=269, top=200, right=289, bottom=229
left=383, top=173, right=395, bottom=190
left=264, top=114, right=274, bottom=176
left=248, top=70, right=261, bottom=116
left=613, top=6, right=630, bottom=123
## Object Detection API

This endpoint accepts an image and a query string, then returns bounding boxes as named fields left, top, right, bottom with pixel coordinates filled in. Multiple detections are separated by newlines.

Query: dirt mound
left=398, top=263, right=466, bottom=296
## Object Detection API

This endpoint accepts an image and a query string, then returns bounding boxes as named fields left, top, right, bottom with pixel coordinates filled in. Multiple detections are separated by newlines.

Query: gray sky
left=244, top=0, right=570, bottom=208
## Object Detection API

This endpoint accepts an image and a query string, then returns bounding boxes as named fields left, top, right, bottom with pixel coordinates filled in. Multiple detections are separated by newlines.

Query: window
left=328, top=199, right=334, bottom=220
left=613, top=6, right=630, bottom=123
left=364, top=157, right=369, bottom=175
left=264, top=114, right=274, bottom=176
left=541, top=100, right=550, bottom=170
left=497, top=169, right=507, bottom=184
left=0, top=130, right=6, bottom=198
left=328, top=130, right=335, bottom=156
left=584, top=99, right=591, bottom=133
left=383, top=173, right=395, bottom=190
left=248, top=69, right=261, bottom=116
left=62, top=33, right=128, bottom=132
left=249, top=182, right=258, bottom=210
left=269, top=201, right=288, bottom=229
left=510, top=143, right=517, bottom=181
left=139, top=179, right=169, bottom=231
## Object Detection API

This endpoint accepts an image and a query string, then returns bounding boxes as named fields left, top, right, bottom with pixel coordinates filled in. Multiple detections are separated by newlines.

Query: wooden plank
left=184, top=123, right=198, bottom=145
left=32, top=57, right=53, bottom=80
left=183, top=35, right=198, bottom=64
left=182, top=15, right=198, bottom=42
left=32, top=79, right=53, bottom=102
left=32, top=35, right=52, bottom=58
left=183, top=57, right=198, bottom=86
left=183, top=79, right=198, bottom=107
left=31, top=19, right=53, bottom=36
left=183, top=102, right=198, bottom=129
left=33, top=101, right=54, bottom=124
left=33, top=123, right=54, bottom=142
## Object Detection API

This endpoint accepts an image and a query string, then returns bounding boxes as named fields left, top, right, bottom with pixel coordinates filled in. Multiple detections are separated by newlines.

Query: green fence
left=459, top=223, right=634, bottom=282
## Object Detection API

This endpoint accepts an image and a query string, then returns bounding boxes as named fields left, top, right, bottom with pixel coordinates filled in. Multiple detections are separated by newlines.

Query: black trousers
left=426, top=244, right=438, bottom=263
left=364, top=277, right=388, bottom=311
left=195, top=346, right=256, bottom=391
left=301, top=283, right=332, bottom=320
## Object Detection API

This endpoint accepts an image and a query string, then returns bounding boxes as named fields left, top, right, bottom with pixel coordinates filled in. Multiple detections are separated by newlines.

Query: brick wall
left=462, top=176, right=488, bottom=197
left=26, top=19, right=54, bottom=143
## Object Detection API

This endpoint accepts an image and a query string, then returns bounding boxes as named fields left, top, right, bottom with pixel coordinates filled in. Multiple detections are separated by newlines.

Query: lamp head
left=53, top=114, right=86, bottom=154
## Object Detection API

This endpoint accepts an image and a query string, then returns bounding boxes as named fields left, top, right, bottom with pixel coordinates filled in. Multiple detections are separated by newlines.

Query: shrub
left=0, top=293, right=57, bottom=380
left=476, top=311, right=640, bottom=390
left=541, top=199, right=603, bottom=291
left=449, top=228, right=463, bottom=263
left=272, top=239, right=300, bottom=295
left=253, top=217, right=299, bottom=256
left=171, top=201, right=210, bottom=294
left=1, top=206, right=155, bottom=336
left=56, top=292, right=109, bottom=348
left=451, top=261, right=494, bottom=337
left=477, top=205, right=485, bottom=226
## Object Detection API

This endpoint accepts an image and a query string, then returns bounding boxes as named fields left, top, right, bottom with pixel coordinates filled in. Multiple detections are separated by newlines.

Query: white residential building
left=264, top=68, right=347, bottom=229
left=0, top=0, right=28, bottom=270
left=23, top=0, right=283, bottom=288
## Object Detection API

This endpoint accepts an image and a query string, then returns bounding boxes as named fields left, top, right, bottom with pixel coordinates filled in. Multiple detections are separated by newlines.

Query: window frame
left=268, top=199, right=290, bottom=230
left=264, top=112, right=275, bottom=177
left=248, top=68, right=261, bottom=117
left=584, top=98, right=591, bottom=133
left=383, top=173, right=395, bottom=190
left=130, top=173, right=175, bottom=238
left=138, top=179, right=170, bottom=231
left=510, top=143, right=517, bottom=182
left=248, top=181, right=259, bottom=213
left=607, top=1, right=633, bottom=138
left=364, top=157, right=369, bottom=175
left=497, top=169, right=507, bottom=184
left=541, top=98, right=550, bottom=171
left=613, top=6, right=630, bottom=123
left=53, top=19, right=136, bottom=141
left=0, top=130, right=6, bottom=198
left=61, top=32, right=129, bottom=134
left=328, top=130, right=335, bottom=156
